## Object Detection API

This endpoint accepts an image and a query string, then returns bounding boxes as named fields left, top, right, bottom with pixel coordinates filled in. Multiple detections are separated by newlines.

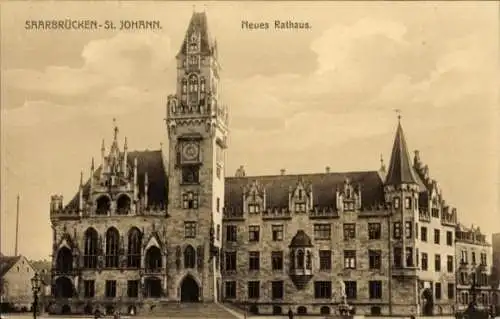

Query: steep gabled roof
left=64, top=150, right=168, bottom=212
left=225, top=170, right=386, bottom=213
left=385, top=120, right=419, bottom=186
left=290, top=230, right=313, bottom=247
left=0, top=255, right=22, bottom=277
left=177, top=11, right=214, bottom=57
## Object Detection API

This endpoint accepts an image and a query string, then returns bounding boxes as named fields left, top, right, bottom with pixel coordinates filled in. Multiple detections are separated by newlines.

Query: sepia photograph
left=0, top=1, right=499, bottom=318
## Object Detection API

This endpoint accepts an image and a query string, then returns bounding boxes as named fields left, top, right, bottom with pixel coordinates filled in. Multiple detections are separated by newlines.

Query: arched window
left=182, top=79, right=187, bottom=94
left=297, top=306, right=307, bottom=315
left=297, top=250, right=305, bottom=269
left=96, top=196, right=110, bottom=215
left=116, top=195, right=131, bottom=215
left=105, top=227, right=120, bottom=268
left=184, top=245, right=196, bottom=269
left=200, top=78, right=206, bottom=93
left=189, top=75, right=198, bottom=93
left=83, top=228, right=98, bottom=268
left=127, top=227, right=142, bottom=268
left=145, top=246, right=162, bottom=270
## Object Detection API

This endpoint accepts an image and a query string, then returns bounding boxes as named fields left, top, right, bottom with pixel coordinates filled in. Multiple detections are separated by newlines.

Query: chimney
left=325, top=166, right=330, bottom=173
left=280, top=169, right=286, bottom=176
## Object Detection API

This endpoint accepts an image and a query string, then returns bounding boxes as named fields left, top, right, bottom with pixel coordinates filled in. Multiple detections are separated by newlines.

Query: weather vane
left=394, top=109, right=402, bottom=121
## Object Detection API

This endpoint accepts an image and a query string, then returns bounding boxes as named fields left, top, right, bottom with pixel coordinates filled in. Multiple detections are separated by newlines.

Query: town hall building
left=47, top=11, right=495, bottom=317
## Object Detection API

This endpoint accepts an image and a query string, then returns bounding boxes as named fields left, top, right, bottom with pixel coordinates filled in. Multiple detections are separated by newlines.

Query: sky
left=1, top=1, right=498, bottom=260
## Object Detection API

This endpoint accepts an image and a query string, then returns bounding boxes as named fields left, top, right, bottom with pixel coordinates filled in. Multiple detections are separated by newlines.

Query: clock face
left=182, top=143, right=199, bottom=161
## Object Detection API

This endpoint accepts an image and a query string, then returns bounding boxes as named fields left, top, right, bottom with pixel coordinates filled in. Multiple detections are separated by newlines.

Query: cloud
left=3, top=33, right=173, bottom=100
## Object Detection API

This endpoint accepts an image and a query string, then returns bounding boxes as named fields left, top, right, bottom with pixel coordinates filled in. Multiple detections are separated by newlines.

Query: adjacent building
left=492, top=232, right=500, bottom=306
left=455, top=225, right=496, bottom=311
left=0, top=255, right=36, bottom=311
left=47, top=11, right=490, bottom=317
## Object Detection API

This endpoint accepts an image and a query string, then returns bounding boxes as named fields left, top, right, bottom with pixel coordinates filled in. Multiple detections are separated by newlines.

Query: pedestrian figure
left=288, top=307, right=294, bottom=319
left=93, top=309, right=101, bottom=319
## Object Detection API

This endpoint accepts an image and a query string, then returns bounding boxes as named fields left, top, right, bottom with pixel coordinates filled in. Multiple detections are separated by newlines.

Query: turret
left=78, top=170, right=84, bottom=212
left=50, top=195, right=64, bottom=214
left=133, top=157, right=138, bottom=201
left=384, top=115, right=420, bottom=269
left=100, top=139, right=106, bottom=177
left=122, top=137, right=128, bottom=177
left=144, top=172, right=149, bottom=209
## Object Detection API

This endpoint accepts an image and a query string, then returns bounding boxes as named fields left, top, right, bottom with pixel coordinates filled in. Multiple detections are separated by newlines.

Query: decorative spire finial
left=80, top=170, right=84, bottom=186
left=113, top=118, right=118, bottom=141
left=394, top=109, right=402, bottom=122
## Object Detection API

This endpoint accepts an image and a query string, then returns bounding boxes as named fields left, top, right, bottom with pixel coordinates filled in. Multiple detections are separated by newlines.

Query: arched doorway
left=422, top=288, right=434, bottom=316
left=61, top=304, right=71, bottom=315
left=55, top=277, right=74, bottom=298
left=83, top=303, right=92, bottom=315
left=180, top=275, right=200, bottom=302
left=144, top=277, right=162, bottom=298
left=320, top=306, right=331, bottom=315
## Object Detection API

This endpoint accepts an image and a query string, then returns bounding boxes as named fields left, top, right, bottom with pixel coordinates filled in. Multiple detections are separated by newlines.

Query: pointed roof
left=0, top=255, right=22, bottom=277
left=385, top=118, right=418, bottom=186
left=177, top=11, right=214, bottom=56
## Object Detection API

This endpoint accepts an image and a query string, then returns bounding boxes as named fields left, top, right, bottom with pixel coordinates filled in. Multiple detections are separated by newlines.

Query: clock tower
left=165, top=11, right=228, bottom=303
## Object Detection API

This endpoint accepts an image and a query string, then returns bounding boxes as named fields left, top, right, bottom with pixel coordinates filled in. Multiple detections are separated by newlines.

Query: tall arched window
left=105, top=227, right=120, bottom=268
left=145, top=246, right=162, bottom=270
left=200, top=78, right=206, bottom=93
left=189, top=75, right=198, bottom=93
left=83, top=228, right=98, bottom=268
left=127, top=227, right=142, bottom=268
left=184, top=245, right=196, bottom=269
left=297, top=250, right=305, bottom=269
left=182, top=79, right=187, bottom=94
left=96, top=196, right=110, bottom=215
left=116, top=195, right=131, bottom=215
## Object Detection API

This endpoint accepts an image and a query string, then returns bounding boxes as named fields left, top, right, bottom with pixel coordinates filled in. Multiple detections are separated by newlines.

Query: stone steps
left=144, top=302, right=238, bottom=318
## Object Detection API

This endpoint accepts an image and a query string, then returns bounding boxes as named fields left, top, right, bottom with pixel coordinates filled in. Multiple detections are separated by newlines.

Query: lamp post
left=31, top=272, right=41, bottom=319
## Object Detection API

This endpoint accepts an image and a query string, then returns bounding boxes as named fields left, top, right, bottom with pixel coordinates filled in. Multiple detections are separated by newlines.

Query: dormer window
left=182, top=192, right=199, bottom=209
left=248, top=204, right=260, bottom=214
left=243, top=181, right=266, bottom=214
left=343, top=202, right=354, bottom=211
left=295, top=203, right=306, bottom=212
left=393, top=197, right=400, bottom=209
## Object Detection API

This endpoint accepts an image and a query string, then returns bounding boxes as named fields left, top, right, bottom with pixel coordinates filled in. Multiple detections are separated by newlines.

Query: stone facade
left=47, top=10, right=493, bottom=318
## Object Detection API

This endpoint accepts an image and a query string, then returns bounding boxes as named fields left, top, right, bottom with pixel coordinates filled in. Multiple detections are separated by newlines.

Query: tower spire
left=384, top=114, right=418, bottom=185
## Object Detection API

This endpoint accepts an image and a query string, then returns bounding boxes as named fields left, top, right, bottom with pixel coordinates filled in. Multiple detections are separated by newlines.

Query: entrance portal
left=422, top=288, right=434, bottom=316
left=180, top=275, right=200, bottom=302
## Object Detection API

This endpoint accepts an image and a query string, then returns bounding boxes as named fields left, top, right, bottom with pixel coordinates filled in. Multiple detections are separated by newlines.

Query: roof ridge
left=227, top=170, right=379, bottom=179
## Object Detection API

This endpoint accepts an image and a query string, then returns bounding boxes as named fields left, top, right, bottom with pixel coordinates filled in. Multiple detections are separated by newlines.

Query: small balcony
left=391, top=265, right=418, bottom=278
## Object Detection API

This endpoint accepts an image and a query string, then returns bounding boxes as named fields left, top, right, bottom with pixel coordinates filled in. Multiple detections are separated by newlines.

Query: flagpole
left=15, top=194, right=20, bottom=256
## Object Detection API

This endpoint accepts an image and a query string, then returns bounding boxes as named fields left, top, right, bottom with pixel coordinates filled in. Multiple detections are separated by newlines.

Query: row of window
left=83, top=279, right=162, bottom=299
left=459, top=250, right=488, bottom=266
left=223, top=249, right=457, bottom=272
left=225, top=223, right=454, bottom=244
left=224, top=280, right=455, bottom=300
